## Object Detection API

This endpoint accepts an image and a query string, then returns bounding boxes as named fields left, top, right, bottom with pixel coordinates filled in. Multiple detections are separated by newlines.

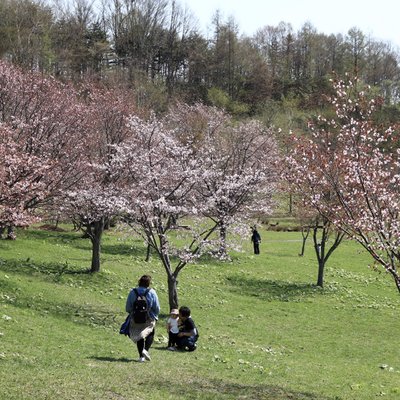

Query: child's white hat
left=170, top=308, right=179, bottom=315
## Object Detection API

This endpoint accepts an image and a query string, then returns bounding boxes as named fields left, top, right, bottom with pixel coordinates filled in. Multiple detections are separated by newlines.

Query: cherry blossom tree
left=0, top=62, right=136, bottom=270
left=59, top=84, right=135, bottom=272
left=198, top=118, right=280, bottom=256
left=286, top=77, right=400, bottom=293
left=112, top=113, right=211, bottom=308
left=0, top=61, right=88, bottom=234
left=62, top=186, right=128, bottom=272
left=165, top=103, right=280, bottom=258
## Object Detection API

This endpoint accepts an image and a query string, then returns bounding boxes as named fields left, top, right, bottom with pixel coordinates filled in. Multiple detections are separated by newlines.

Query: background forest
left=1, top=0, right=400, bottom=128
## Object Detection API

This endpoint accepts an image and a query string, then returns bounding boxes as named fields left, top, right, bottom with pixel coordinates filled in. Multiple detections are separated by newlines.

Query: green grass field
left=0, top=226, right=399, bottom=399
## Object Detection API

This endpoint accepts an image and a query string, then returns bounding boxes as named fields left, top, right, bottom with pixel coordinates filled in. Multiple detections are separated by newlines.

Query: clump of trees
left=108, top=104, right=279, bottom=307
left=0, top=60, right=280, bottom=308
left=2, top=58, right=400, bottom=300
left=286, top=77, right=400, bottom=293
left=0, top=60, right=89, bottom=232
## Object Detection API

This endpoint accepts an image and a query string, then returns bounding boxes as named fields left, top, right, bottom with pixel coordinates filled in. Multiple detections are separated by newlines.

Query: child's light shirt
left=167, top=316, right=179, bottom=334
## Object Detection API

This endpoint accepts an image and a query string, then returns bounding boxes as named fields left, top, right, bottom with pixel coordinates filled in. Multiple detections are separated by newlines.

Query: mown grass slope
left=1, top=226, right=399, bottom=399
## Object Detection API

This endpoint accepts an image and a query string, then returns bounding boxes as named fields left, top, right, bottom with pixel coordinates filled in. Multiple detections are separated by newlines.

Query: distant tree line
left=1, top=0, right=400, bottom=122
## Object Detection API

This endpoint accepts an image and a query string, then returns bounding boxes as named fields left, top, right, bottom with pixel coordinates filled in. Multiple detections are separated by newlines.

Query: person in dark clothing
left=176, top=306, right=198, bottom=352
left=251, top=227, right=261, bottom=254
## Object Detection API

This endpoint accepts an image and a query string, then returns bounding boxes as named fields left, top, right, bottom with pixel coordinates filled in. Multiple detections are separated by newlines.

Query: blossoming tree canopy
left=286, top=77, right=400, bottom=292
left=0, top=61, right=89, bottom=205
left=0, top=124, right=50, bottom=227
left=165, top=103, right=280, bottom=224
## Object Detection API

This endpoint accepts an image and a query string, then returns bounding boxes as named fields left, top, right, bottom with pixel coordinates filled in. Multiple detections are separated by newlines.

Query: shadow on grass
left=0, top=257, right=91, bottom=278
left=19, top=228, right=82, bottom=242
left=226, top=275, right=327, bottom=302
left=0, top=258, right=122, bottom=329
left=153, top=377, right=330, bottom=400
left=89, top=353, right=328, bottom=399
left=101, top=243, right=148, bottom=258
left=1, top=282, right=119, bottom=328
left=90, top=356, right=133, bottom=363
left=11, top=228, right=148, bottom=258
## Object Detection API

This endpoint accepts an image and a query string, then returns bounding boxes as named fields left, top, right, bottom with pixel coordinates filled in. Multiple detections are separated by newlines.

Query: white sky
left=185, top=0, right=400, bottom=49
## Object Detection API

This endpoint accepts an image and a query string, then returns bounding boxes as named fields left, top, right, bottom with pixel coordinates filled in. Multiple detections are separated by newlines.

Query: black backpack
left=132, top=288, right=150, bottom=323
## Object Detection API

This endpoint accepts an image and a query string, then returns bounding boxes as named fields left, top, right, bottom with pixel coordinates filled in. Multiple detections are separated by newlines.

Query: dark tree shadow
left=18, top=228, right=82, bottom=243
left=11, top=228, right=147, bottom=258
left=225, top=275, right=328, bottom=302
left=152, top=377, right=332, bottom=400
left=1, top=280, right=119, bottom=327
left=0, top=258, right=123, bottom=330
left=0, top=257, right=91, bottom=278
left=100, top=243, right=148, bottom=258
left=87, top=356, right=333, bottom=398
left=89, top=356, right=133, bottom=363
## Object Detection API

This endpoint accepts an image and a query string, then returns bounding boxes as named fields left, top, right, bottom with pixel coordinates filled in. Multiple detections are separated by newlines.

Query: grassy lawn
left=0, top=226, right=399, bottom=399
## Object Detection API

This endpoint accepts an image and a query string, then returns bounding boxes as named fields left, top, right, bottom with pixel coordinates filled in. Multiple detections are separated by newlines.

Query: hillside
left=1, top=226, right=399, bottom=399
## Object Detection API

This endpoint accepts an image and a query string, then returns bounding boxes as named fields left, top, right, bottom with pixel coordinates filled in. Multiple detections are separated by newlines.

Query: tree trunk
left=159, top=234, right=180, bottom=309
left=145, top=243, right=151, bottom=262
left=219, top=224, right=227, bottom=258
left=313, top=220, right=326, bottom=287
left=6, top=226, right=16, bottom=240
left=395, top=275, right=400, bottom=294
left=89, top=219, right=105, bottom=273
left=312, top=217, right=344, bottom=288
left=317, top=259, right=325, bottom=287
left=91, top=236, right=101, bottom=272
left=299, top=227, right=310, bottom=256
left=167, top=274, right=179, bottom=310
left=389, top=269, right=400, bottom=294
left=299, top=238, right=306, bottom=256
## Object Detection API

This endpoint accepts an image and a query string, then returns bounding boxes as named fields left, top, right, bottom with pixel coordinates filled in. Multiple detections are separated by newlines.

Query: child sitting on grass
left=176, top=306, right=198, bottom=352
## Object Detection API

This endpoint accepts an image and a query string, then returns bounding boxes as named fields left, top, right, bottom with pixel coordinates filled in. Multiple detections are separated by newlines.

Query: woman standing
left=125, top=275, right=160, bottom=362
left=251, top=227, right=261, bottom=255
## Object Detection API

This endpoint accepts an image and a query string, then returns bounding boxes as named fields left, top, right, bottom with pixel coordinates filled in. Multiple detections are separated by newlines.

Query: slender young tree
left=288, top=196, right=345, bottom=286
left=311, top=215, right=345, bottom=287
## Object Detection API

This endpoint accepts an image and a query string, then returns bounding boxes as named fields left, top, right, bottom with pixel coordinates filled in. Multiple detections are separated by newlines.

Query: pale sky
left=185, top=0, right=400, bottom=49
